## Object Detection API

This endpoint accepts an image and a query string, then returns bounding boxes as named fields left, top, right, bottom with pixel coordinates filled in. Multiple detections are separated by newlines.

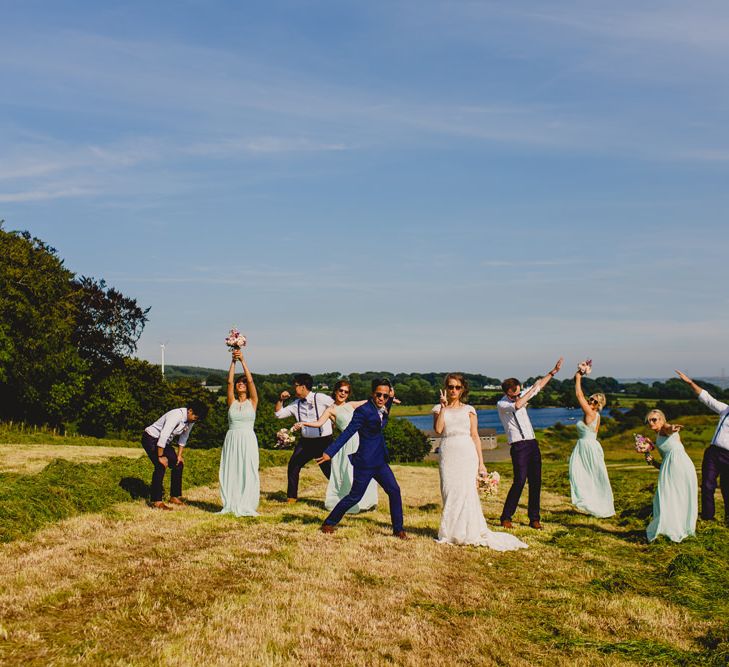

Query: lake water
left=401, top=407, right=612, bottom=434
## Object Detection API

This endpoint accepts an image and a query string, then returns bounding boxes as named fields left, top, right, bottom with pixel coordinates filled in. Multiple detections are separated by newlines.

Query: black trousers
left=142, top=432, right=183, bottom=502
left=287, top=435, right=332, bottom=499
left=500, top=439, right=542, bottom=522
left=701, top=445, right=729, bottom=521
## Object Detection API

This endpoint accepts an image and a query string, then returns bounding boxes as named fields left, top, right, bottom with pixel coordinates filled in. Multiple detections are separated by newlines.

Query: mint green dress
left=569, top=419, right=615, bottom=518
left=325, top=404, right=378, bottom=513
left=219, top=400, right=259, bottom=516
left=646, top=432, right=698, bottom=543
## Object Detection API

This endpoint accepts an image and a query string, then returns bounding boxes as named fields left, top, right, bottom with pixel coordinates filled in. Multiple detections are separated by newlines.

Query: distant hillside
left=163, top=365, right=227, bottom=381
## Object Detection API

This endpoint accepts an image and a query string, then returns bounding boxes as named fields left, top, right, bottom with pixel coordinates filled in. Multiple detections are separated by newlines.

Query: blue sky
left=1, top=1, right=728, bottom=378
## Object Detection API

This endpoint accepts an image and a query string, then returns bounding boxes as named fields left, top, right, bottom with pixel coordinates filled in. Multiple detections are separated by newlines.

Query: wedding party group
left=140, top=345, right=729, bottom=551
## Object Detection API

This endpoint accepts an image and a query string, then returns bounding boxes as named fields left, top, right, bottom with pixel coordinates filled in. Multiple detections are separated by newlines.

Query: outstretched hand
left=552, top=357, right=564, bottom=375
left=315, top=453, right=331, bottom=466
left=279, top=390, right=291, bottom=401
left=675, top=370, right=691, bottom=384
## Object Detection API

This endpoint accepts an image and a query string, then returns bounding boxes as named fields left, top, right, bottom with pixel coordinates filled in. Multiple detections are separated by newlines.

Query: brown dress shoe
left=152, top=501, right=172, bottom=511
left=529, top=520, right=543, bottom=530
left=286, top=498, right=298, bottom=504
left=500, top=520, right=513, bottom=529
left=169, top=497, right=185, bottom=506
left=394, top=530, right=409, bottom=540
left=320, top=524, right=336, bottom=534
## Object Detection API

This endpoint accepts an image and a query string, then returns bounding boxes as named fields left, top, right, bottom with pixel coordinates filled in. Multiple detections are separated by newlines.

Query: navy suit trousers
left=701, top=445, right=729, bottom=521
left=324, top=461, right=403, bottom=533
left=142, top=432, right=183, bottom=502
left=500, top=438, right=541, bottom=522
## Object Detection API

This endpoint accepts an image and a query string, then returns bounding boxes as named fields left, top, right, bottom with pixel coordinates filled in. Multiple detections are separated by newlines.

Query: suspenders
left=296, top=393, right=323, bottom=437
left=512, top=409, right=526, bottom=441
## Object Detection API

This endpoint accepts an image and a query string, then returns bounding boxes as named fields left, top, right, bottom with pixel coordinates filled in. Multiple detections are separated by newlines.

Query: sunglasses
left=374, top=392, right=389, bottom=398
left=337, top=388, right=350, bottom=394
left=647, top=417, right=660, bottom=423
left=447, top=385, right=462, bottom=390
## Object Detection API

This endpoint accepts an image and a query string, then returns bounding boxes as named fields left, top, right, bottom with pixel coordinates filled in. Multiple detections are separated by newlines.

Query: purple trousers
left=142, top=432, right=183, bottom=502
left=500, top=439, right=542, bottom=522
left=701, top=445, right=729, bottom=521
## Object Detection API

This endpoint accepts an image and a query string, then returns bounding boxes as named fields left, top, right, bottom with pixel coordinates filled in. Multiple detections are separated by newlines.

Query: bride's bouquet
left=225, top=327, right=247, bottom=350
left=577, top=359, right=593, bottom=376
left=478, top=470, right=501, bottom=496
left=275, top=428, right=296, bottom=449
left=634, top=433, right=654, bottom=454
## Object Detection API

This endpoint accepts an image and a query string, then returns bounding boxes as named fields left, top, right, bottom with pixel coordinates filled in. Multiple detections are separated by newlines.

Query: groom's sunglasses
left=374, top=392, right=389, bottom=398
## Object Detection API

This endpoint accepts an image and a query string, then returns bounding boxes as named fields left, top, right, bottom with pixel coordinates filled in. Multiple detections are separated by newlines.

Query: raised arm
left=574, top=372, right=597, bottom=422
left=226, top=354, right=236, bottom=407
left=675, top=370, right=703, bottom=396
left=236, top=350, right=258, bottom=410
left=514, top=357, right=563, bottom=410
left=433, top=390, right=448, bottom=434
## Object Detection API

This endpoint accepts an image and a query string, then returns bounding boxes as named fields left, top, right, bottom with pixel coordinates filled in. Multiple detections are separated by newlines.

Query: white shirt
left=699, top=389, right=729, bottom=451
left=145, top=407, right=194, bottom=449
left=275, top=392, right=334, bottom=438
left=497, top=386, right=541, bottom=444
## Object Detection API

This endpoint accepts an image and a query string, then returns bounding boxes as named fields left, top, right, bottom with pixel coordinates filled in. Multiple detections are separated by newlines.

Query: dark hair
left=332, top=379, right=352, bottom=400
left=293, top=373, right=314, bottom=390
left=235, top=375, right=248, bottom=390
left=444, top=373, right=470, bottom=403
left=371, top=377, right=392, bottom=393
left=501, top=378, right=521, bottom=393
left=188, top=399, right=209, bottom=420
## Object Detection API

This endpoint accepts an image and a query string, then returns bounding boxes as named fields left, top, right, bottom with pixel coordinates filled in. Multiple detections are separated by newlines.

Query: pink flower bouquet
left=634, top=433, right=655, bottom=454
left=275, top=428, right=296, bottom=449
left=478, top=471, right=501, bottom=496
left=577, top=359, right=593, bottom=376
left=225, top=327, right=247, bottom=350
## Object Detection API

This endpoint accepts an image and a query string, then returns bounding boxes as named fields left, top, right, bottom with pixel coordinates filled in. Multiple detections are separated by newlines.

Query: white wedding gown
left=434, top=405, right=528, bottom=551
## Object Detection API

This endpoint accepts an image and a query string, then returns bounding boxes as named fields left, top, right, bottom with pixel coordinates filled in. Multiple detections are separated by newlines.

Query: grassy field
left=0, top=418, right=727, bottom=665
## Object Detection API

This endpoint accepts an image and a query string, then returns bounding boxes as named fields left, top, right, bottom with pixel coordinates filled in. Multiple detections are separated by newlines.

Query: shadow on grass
left=279, top=513, right=322, bottom=525
left=119, top=477, right=149, bottom=500
left=186, top=499, right=222, bottom=513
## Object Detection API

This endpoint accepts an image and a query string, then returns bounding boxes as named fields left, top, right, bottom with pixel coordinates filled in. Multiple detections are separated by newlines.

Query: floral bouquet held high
left=478, top=470, right=501, bottom=496
left=225, top=328, right=247, bottom=350
left=577, top=359, right=593, bottom=376
left=275, top=428, right=296, bottom=449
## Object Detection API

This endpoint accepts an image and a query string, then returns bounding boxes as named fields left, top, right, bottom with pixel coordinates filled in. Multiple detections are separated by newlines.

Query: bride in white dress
left=433, top=374, right=528, bottom=551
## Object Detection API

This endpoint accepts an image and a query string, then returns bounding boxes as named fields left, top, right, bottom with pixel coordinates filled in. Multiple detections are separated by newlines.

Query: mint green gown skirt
left=325, top=405, right=378, bottom=513
left=219, top=400, right=259, bottom=516
left=646, top=433, right=697, bottom=543
left=569, top=420, right=615, bottom=518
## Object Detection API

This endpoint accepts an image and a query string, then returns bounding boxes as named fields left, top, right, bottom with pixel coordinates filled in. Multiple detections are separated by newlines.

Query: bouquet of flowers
left=225, top=327, right=247, bottom=350
left=478, top=470, right=501, bottom=496
left=275, top=428, right=296, bottom=449
left=577, top=359, right=593, bottom=376
left=634, top=433, right=655, bottom=454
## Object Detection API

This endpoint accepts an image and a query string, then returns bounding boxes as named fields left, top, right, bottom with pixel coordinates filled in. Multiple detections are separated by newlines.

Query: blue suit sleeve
left=325, top=406, right=366, bottom=458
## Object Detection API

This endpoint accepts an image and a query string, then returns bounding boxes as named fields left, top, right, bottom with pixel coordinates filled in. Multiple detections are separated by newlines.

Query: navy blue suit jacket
left=324, top=397, right=393, bottom=467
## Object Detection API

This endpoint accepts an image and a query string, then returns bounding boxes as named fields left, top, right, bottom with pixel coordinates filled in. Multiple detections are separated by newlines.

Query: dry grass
left=0, top=456, right=726, bottom=667
left=0, top=444, right=144, bottom=474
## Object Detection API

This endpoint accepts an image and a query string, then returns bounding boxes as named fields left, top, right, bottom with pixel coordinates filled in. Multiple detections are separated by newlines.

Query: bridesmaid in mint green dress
left=644, top=409, right=698, bottom=543
left=219, top=350, right=259, bottom=516
left=296, top=379, right=378, bottom=513
left=569, top=370, right=615, bottom=518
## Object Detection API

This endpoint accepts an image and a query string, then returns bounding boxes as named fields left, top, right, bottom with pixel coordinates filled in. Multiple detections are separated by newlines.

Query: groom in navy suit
left=316, top=378, right=407, bottom=539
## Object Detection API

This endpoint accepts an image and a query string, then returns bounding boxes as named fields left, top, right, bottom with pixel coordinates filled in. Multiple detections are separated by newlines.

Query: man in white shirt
left=676, top=370, right=729, bottom=523
left=141, top=399, right=208, bottom=510
left=498, top=357, right=563, bottom=530
left=275, top=373, right=334, bottom=502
